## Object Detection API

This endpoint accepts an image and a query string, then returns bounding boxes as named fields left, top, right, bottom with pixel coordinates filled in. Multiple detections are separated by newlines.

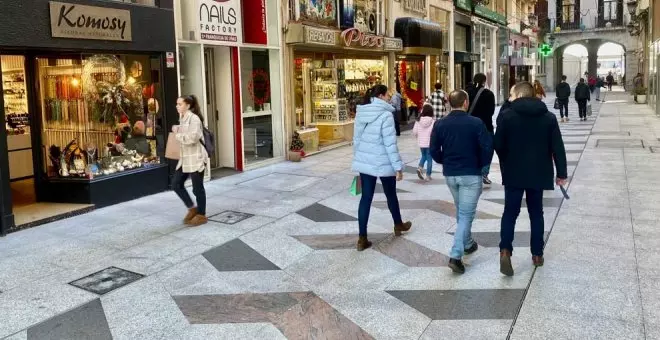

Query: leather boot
left=500, top=250, right=514, bottom=276
left=394, top=221, right=412, bottom=236
left=183, top=207, right=197, bottom=224
left=532, top=255, right=544, bottom=267
left=357, top=236, right=372, bottom=251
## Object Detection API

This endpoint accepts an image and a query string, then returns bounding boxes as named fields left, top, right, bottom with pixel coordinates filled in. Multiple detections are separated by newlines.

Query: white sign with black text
left=403, top=0, right=426, bottom=15
left=198, top=0, right=242, bottom=44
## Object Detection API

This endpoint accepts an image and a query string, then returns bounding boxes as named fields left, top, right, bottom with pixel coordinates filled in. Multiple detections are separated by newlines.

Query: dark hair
left=473, top=73, right=487, bottom=86
left=513, top=81, right=535, bottom=98
left=579, top=78, right=585, bottom=83
left=421, top=105, right=434, bottom=117
left=561, top=75, right=567, bottom=81
left=362, top=85, right=388, bottom=105
left=434, top=83, right=442, bottom=90
left=448, top=90, right=468, bottom=109
left=180, top=95, right=203, bottom=123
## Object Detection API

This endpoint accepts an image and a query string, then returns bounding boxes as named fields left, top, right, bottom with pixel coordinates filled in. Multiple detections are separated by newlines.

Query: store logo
left=403, top=0, right=426, bottom=15
left=340, top=28, right=383, bottom=48
left=198, top=0, right=242, bottom=43
left=49, top=1, right=132, bottom=41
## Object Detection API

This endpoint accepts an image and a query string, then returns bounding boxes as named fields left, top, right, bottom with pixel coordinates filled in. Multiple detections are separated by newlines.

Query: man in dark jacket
left=467, top=73, right=496, bottom=185
left=555, top=75, right=571, bottom=122
left=494, top=81, right=568, bottom=276
left=430, top=90, right=493, bottom=274
left=574, top=78, right=591, bottom=121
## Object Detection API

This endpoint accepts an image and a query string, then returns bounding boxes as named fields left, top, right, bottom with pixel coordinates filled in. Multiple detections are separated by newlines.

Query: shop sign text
left=384, top=37, right=404, bottom=51
left=403, top=0, right=426, bottom=15
left=198, top=0, right=242, bottom=44
left=341, top=28, right=383, bottom=48
left=305, top=27, right=336, bottom=45
left=49, top=1, right=132, bottom=41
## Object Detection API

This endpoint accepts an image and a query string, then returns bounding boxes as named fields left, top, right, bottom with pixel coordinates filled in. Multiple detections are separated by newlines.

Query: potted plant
left=288, top=132, right=305, bottom=162
left=635, top=87, right=648, bottom=104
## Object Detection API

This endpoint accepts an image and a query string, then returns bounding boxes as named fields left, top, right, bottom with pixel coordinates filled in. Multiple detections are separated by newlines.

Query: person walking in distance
left=606, top=72, right=614, bottom=91
left=413, top=105, right=435, bottom=181
left=352, top=85, right=412, bottom=251
left=390, top=88, right=403, bottom=136
left=430, top=83, right=448, bottom=119
left=556, top=75, right=571, bottom=123
left=430, top=90, right=494, bottom=274
left=494, top=82, right=568, bottom=276
left=172, top=95, right=209, bottom=226
left=467, top=73, right=496, bottom=185
left=533, top=80, right=546, bottom=99
left=574, top=78, right=591, bottom=121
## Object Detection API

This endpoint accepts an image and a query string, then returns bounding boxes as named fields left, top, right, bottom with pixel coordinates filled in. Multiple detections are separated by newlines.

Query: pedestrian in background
left=413, top=105, right=435, bottom=181
left=390, top=89, right=403, bottom=136
left=429, top=83, right=447, bottom=119
left=352, top=85, right=412, bottom=251
left=555, top=75, right=571, bottom=123
left=533, top=80, right=546, bottom=99
left=574, top=78, right=591, bottom=121
left=494, top=82, right=567, bottom=276
left=172, top=95, right=209, bottom=227
left=467, top=73, right=496, bottom=185
left=430, top=90, right=493, bottom=274
left=595, top=77, right=606, bottom=102
left=606, top=72, right=614, bottom=91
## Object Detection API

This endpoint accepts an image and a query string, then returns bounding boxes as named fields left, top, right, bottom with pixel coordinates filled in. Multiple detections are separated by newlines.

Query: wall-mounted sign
left=49, top=1, right=132, bottom=41
left=403, top=0, right=426, bottom=15
left=304, top=26, right=337, bottom=45
left=166, top=52, right=175, bottom=68
left=242, top=0, right=267, bottom=45
left=340, top=28, right=383, bottom=48
left=384, top=37, right=404, bottom=51
left=198, top=0, right=242, bottom=43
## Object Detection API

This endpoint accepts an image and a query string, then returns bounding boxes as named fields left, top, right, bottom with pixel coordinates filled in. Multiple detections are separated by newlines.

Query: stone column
left=586, top=41, right=600, bottom=77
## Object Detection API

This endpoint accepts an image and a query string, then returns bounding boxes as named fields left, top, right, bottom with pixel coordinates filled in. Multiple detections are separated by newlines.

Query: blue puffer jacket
left=351, top=97, right=403, bottom=177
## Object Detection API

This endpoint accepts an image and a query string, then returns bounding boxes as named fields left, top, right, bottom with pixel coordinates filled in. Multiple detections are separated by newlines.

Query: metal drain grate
left=69, top=267, right=144, bottom=295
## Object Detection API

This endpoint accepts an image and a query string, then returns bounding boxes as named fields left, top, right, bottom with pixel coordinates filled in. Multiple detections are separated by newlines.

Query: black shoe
left=482, top=175, right=492, bottom=185
left=464, top=243, right=479, bottom=255
left=448, top=258, right=465, bottom=274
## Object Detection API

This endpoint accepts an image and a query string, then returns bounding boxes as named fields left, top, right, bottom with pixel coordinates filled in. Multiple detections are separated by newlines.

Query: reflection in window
left=240, top=50, right=272, bottom=113
left=38, top=54, right=163, bottom=179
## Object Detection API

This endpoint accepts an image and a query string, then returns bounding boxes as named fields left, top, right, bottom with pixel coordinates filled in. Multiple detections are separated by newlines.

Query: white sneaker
left=416, top=168, right=424, bottom=180
left=425, top=175, right=432, bottom=181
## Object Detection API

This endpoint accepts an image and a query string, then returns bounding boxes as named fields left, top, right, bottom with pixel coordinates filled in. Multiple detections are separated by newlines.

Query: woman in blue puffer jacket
left=352, top=85, right=412, bottom=251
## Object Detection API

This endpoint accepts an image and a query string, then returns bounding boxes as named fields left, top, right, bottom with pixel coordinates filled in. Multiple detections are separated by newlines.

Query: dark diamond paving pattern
left=69, top=267, right=144, bottom=295
left=27, top=299, right=112, bottom=340
left=374, top=199, right=500, bottom=219
left=296, top=203, right=358, bottom=222
left=447, top=231, right=551, bottom=248
left=484, top=197, right=564, bottom=208
left=387, top=289, right=526, bottom=320
left=292, top=233, right=390, bottom=250
left=203, top=239, right=280, bottom=271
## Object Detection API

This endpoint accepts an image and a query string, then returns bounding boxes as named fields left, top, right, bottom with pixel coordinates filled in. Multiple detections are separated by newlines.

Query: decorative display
left=298, top=0, right=337, bottom=26
left=247, top=69, right=271, bottom=108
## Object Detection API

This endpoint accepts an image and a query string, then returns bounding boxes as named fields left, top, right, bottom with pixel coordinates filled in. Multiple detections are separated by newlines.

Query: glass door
left=204, top=48, right=220, bottom=168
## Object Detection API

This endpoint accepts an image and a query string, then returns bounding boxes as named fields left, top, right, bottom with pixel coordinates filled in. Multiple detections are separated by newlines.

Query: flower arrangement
left=289, top=132, right=306, bottom=161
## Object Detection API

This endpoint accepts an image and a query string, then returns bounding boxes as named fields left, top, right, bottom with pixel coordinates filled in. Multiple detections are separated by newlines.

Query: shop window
left=36, top=54, right=163, bottom=179
left=455, top=25, right=468, bottom=52
left=102, top=0, right=156, bottom=6
left=396, top=59, right=425, bottom=113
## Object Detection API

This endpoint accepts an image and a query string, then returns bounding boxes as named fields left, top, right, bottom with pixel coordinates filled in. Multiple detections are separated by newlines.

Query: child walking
left=413, top=105, right=435, bottom=181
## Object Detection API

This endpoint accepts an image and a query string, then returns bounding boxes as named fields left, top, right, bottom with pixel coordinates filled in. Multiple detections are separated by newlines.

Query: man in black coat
left=467, top=73, right=496, bottom=185
left=574, top=78, right=591, bottom=121
left=555, top=75, right=571, bottom=123
left=494, top=81, right=568, bottom=276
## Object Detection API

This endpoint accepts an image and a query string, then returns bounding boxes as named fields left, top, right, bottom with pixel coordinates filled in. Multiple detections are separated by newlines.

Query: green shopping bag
left=350, top=176, right=362, bottom=196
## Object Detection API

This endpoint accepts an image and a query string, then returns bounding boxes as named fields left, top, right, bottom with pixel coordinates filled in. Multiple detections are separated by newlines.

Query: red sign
left=340, top=28, right=384, bottom=48
left=242, top=0, right=267, bottom=45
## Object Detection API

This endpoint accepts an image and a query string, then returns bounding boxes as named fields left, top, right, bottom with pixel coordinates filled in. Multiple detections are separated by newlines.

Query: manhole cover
left=69, top=267, right=144, bottom=295
left=208, top=210, right=253, bottom=224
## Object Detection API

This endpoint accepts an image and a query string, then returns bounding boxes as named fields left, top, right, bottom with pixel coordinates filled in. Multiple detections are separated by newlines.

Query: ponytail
left=180, top=95, right=204, bottom=124
left=361, top=84, right=389, bottom=105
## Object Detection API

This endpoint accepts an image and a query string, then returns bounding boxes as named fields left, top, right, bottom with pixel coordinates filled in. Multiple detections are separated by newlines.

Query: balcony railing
left=558, top=4, right=581, bottom=30
left=597, top=0, right=624, bottom=28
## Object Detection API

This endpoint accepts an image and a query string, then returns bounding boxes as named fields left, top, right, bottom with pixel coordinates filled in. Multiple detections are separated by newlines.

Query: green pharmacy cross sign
left=539, top=44, right=553, bottom=57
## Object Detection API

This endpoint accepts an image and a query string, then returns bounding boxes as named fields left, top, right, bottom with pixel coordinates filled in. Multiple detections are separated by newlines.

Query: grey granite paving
left=27, top=299, right=112, bottom=340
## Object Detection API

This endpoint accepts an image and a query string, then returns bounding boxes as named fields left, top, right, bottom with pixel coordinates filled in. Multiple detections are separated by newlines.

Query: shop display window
left=36, top=54, right=164, bottom=180
left=240, top=49, right=272, bottom=113
left=397, top=59, right=425, bottom=112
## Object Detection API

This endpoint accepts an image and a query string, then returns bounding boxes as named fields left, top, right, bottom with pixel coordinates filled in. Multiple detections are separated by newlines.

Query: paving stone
left=203, top=239, right=280, bottom=272
left=27, top=299, right=112, bottom=340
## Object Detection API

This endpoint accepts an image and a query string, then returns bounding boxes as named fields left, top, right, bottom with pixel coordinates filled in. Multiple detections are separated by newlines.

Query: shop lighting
left=70, top=77, right=80, bottom=87
left=127, top=76, right=136, bottom=85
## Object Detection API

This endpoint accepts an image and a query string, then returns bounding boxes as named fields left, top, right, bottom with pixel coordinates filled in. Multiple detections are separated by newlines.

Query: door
left=204, top=48, right=220, bottom=168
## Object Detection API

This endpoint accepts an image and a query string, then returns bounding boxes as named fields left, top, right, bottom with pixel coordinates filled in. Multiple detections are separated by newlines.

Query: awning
left=394, top=17, right=443, bottom=55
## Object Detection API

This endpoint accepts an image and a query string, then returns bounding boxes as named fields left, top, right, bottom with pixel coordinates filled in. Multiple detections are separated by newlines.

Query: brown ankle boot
left=532, top=255, right=544, bottom=267
left=183, top=208, right=197, bottom=224
left=189, top=214, right=208, bottom=227
left=394, top=221, right=412, bottom=236
left=357, top=236, right=372, bottom=251
left=500, top=250, right=514, bottom=276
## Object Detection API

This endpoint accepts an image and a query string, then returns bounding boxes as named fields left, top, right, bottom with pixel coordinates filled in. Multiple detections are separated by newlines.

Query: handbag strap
left=468, top=87, right=485, bottom=115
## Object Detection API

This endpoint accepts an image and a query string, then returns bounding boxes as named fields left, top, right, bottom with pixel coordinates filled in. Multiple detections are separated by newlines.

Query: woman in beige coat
left=172, top=95, right=209, bottom=226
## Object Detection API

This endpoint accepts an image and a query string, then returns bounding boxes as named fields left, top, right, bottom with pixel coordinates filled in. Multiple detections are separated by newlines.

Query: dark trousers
left=577, top=99, right=588, bottom=118
left=608, top=83, right=613, bottom=91
left=172, top=168, right=206, bottom=215
left=558, top=99, right=569, bottom=118
left=358, top=173, right=402, bottom=236
left=393, top=111, right=401, bottom=136
left=499, top=187, right=545, bottom=256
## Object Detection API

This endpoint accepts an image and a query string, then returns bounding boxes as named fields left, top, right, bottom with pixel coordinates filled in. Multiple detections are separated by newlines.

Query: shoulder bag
left=468, top=87, right=486, bottom=115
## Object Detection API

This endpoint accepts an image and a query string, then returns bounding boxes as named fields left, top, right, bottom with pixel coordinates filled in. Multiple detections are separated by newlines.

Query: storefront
left=0, top=0, right=178, bottom=234
left=285, top=24, right=402, bottom=152
left=429, top=4, right=453, bottom=92
left=453, top=10, right=476, bottom=90
left=508, top=32, right=536, bottom=84
left=175, top=0, right=284, bottom=172
left=472, top=4, right=506, bottom=102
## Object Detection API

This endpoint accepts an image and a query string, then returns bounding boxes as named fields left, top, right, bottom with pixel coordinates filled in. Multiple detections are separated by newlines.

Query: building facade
left=0, top=0, right=178, bottom=234
left=174, top=0, right=285, bottom=172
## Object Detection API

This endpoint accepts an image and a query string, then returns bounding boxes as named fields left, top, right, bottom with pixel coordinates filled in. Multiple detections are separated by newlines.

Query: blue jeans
left=358, top=173, right=403, bottom=236
left=500, top=187, right=545, bottom=256
left=418, top=148, right=432, bottom=176
left=446, top=176, right=483, bottom=259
